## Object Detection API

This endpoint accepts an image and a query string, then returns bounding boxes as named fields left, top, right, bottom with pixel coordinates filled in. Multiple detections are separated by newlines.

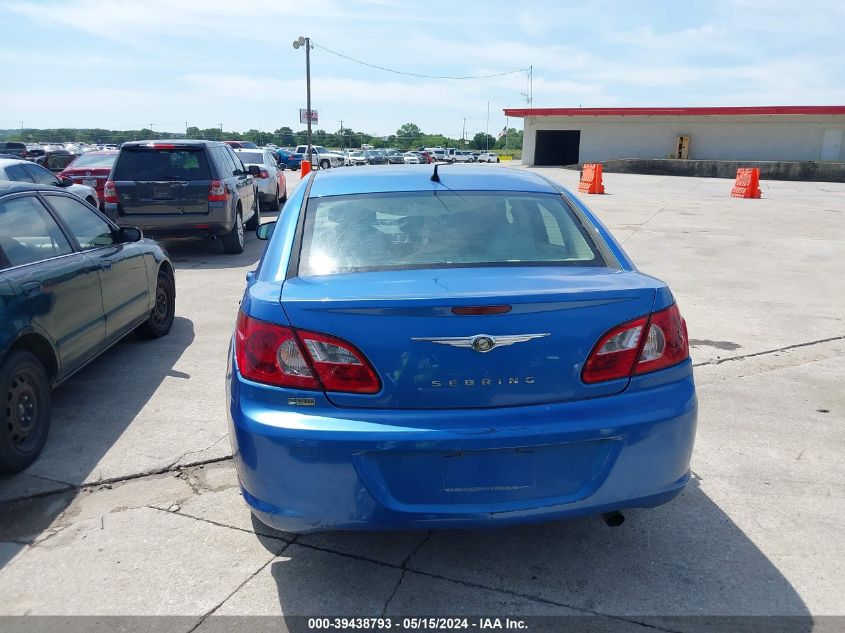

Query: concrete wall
left=522, top=115, right=845, bottom=165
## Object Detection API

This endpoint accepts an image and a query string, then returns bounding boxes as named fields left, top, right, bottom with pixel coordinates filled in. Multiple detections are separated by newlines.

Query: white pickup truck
left=294, top=145, right=345, bottom=169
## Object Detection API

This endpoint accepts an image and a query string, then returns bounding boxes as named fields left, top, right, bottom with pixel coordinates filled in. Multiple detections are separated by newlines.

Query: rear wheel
left=222, top=210, right=245, bottom=254
left=280, top=182, right=287, bottom=202
left=320, top=159, right=330, bottom=169
left=137, top=271, right=175, bottom=339
left=0, top=351, right=51, bottom=475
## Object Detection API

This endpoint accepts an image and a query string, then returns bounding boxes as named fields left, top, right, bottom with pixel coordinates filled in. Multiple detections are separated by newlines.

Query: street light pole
left=293, top=36, right=314, bottom=164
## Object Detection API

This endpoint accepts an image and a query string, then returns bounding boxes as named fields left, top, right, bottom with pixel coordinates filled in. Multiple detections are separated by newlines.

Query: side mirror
left=118, top=226, right=143, bottom=242
left=255, top=221, right=276, bottom=240
left=248, top=164, right=261, bottom=176
left=60, top=176, right=73, bottom=187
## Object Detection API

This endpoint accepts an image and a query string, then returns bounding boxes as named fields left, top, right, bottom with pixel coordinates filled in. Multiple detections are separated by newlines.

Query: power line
left=311, top=42, right=529, bottom=80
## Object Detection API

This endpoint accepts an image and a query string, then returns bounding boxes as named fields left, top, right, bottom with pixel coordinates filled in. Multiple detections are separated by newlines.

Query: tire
left=268, top=188, right=281, bottom=212
left=86, top=196, right=97, bottom=207
left=280, top=182, right=287, bottom=202
left=246, top=197, right=261, bottom=229
left=137, top=271, right=176, bottom=339
left=0, top=351, right=52, bottom=475
left=319, top=159, right=330, bottom=169
left=496, top=158, right=500, bottom=163
left=222, top=209, right=245, bottom=254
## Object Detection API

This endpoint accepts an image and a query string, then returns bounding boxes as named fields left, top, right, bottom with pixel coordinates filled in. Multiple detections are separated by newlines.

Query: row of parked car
left=0, top=137, right=301, bottom=472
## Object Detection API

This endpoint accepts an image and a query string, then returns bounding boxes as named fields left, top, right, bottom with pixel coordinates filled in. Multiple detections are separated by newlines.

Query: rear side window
left=226, top=146, right=244, bottom=172
left=22, top=163, right=59, bottom=186
left=0, top=196, right=73, bottom=269
left=298, top=191, right=610, bottom=276
left=113, top=148, right=211, bottom=181
left=2, top=163, right=34, bottom=182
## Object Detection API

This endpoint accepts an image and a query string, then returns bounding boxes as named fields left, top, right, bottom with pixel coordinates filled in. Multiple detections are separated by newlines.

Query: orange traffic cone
left=578, top=163, right=605, bottom=194
left=730, top=167, right=761, bottom=198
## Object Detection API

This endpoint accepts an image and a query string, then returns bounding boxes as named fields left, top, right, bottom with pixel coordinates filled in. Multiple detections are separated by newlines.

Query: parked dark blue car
left=275, top=149, right=303, bottom=171
left=0, top=182, right=175, bottom=473
left=227, top=165, right=698, bottom=533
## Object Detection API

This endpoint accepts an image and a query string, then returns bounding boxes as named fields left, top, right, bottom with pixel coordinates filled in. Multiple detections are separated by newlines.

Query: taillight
left=234, top=313, right=381, bottom=394
left=297, top=330, right=381, bottom=393
left=634, top=303, right=689, bottom=375
left=582, top=304, right=689, bottom=384
left=103, top=180, right=118, bottom=203
left=208, top=180, right=228, bottom=202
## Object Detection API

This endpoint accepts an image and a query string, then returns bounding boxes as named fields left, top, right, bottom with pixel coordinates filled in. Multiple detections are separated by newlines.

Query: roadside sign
left=300, top=109, right=318, bottom=124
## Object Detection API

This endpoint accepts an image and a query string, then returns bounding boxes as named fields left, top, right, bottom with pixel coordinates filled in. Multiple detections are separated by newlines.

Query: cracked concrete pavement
left=0, top=167, right=843, bottom=624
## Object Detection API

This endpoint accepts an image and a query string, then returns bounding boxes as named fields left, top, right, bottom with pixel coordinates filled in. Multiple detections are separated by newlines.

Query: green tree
left=274, top=127, right=295, bottom=146
left=396, top=123, right=421, bottom=138
left=472, top=132, right=497, bottom=150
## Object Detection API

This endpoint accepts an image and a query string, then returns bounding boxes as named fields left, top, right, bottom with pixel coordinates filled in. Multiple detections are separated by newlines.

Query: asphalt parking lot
left=0, top=165, right=843, bottom=628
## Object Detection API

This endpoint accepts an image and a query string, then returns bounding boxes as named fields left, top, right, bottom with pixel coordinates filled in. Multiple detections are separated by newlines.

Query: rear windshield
left=236, top=151, right=265, bottom=164
left=113, top=148, right=211, bottom=181
left=298, top=191, right=612, bottom=276
left=68, top=153, right=117, bottom=168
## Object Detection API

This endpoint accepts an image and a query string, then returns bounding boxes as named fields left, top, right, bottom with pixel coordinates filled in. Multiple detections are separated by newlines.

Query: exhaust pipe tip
left=601, top=511, right=625, bottom=527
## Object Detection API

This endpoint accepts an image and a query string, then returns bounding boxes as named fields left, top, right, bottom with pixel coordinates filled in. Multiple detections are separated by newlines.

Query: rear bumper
left=228, top=359, right=698, bottom=532
left=105, top=200, right=234, bottom=237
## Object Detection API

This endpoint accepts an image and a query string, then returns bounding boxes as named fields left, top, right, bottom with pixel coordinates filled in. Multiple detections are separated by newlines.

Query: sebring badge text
left=431, top=376, right=535, bottom=388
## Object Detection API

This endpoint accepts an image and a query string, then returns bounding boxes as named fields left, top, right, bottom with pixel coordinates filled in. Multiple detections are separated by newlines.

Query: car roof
left=307, top=165, right=560, bottom=198
left=121, top=139, right=221, bottom=148
left=0, top=158, right=38, bottom=167
left=0, top=181, right=63, bottom=196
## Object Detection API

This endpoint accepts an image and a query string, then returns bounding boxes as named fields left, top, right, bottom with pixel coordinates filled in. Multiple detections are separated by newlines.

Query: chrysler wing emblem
left=412, top=333, right=550, bottom=353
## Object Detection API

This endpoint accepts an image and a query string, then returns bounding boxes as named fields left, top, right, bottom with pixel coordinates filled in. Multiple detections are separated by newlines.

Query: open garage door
left=535, top=130, right=581, bottom=165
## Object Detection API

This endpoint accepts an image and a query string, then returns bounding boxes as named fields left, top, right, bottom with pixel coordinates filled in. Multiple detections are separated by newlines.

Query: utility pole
left=505, top=115, right=509, bottom=150
left=462, top=117, right=466, bottom=148
left=485, top=102, right=490, bottom=151
left=529, top=65, right=533, bottom=106
left=339, top=120, right=344, bottom=150
left=20, top=121, right=24, bottom=141
left=150, top=123, right=154, bottom=138
left=185, top=121, right=189, bottom=137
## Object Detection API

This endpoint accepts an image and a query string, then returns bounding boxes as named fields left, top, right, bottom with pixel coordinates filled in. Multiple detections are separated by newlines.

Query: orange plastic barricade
left=730, top=167, right=761, bottom=198
left=301, top=160, right=312, bottom=176
left=578, top=163, right=605, bottom=194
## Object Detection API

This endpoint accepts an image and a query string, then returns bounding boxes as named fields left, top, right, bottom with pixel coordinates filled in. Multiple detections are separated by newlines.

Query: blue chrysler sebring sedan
left=227, top=165, right=697, bottom=532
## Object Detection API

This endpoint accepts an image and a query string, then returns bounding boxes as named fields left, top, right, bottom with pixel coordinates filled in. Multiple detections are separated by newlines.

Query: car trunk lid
left=281, top=267, right=659, bottom=409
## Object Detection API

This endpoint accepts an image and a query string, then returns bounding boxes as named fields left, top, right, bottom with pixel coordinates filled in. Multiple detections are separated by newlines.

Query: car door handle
left=100, top=260, right=113, bottom=271
left=22, top=281, right=42, bottom=296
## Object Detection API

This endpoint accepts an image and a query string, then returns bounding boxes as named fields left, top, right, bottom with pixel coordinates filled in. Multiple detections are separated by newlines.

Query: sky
left=1, top=0, right=844, bottom=138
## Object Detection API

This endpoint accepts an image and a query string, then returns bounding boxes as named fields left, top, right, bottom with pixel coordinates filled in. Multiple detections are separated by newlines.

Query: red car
left=58, top=150, right=118, bottom=208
